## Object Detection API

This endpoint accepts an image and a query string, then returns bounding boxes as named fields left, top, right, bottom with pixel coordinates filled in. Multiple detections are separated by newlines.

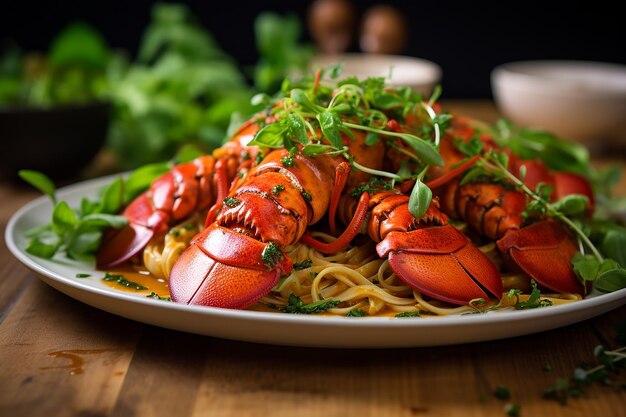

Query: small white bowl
left=311, top=53, right=442, bottom=96
left=491, top=60, right=626, bottom=145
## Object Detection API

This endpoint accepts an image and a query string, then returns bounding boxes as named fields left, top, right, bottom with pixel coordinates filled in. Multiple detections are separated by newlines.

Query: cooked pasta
left=142, top=223, right=581, bottom=317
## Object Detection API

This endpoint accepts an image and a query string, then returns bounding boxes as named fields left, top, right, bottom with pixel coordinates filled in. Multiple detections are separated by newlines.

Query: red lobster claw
left=97, top=194, right=170, bottom=269
left=169, top=224, right=293, bottom=309
left=376, top=224, right=502, bottom=305
left=497, top=220, right=583, bottom=294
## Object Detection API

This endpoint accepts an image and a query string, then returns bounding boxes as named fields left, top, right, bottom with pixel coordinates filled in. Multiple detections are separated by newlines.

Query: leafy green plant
left=0, top=23, right=110, bottom=107
left=254, top=12, right=313, bottom=93
left=106, top=3, right=256, bottom=168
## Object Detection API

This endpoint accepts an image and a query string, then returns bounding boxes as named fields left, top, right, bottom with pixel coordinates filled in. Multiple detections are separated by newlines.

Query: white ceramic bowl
left=491, top=60, right=626, bottom=145
left=311, top=53, right=441, bottom=96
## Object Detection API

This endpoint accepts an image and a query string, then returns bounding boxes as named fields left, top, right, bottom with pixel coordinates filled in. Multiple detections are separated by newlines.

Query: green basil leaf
left=80, top=197, right=98, bottom=216
left=52, top=201, right=79, bottom=235
left=68, top=231, right=102, bottom=257
left=399, top=134, right=444, bottom=167
left=594, top=268, right=626, bottom=293
left=25, top=237, right=61, bottom=259
left=601, top=230, right=626, bottom=267
left=365, top=132, right=380, bottom=146
left=291, top=89, right=320, bottom=113
left=318, top=111, right=343, bottom=149
left=571, top=252, right=600, bottom=282
left=81, top=213, right=128, bottom=229
left=550, top=194, right=589, bottom=217
left=408, top=179, right=432, bottom=219
left=287, top=113, right=310, bottom=145
left=99, top=178, right=124, bottom=214
left=248, top=121, right=288, bottom=148
left=18, top=170, right=57, bottom=204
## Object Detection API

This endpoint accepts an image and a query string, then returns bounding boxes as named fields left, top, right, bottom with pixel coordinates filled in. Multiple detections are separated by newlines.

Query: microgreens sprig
left=248, top=72, right=446, bottom=221
left=478, top=151, right=603, bottom=262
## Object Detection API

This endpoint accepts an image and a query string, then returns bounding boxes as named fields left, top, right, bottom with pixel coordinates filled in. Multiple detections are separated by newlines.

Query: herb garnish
left=261, top=242, right=283, bottom=269
left=146, top=292, right=171, bottom=301
left=395, top=312, right=420, bottom=318
left=19, top=161, right=171, bottom=263
left=272, top=184, right=285, bottom=196
left=280, top=293, right=339, bottom=314
left=458, top=139, right=626, bottom=293
left=507, top=280, right=553, bottom=310
left=347, top=309, right=366, bottom=317
left=292, top=259, right=313, bottom=270
left=247, top=73, right=447, bottom=224
left=223, top=197, right=240, bottom=208
left=543, top=321, right=626, bottom=405
left=102, top=272, right=148, bottom=290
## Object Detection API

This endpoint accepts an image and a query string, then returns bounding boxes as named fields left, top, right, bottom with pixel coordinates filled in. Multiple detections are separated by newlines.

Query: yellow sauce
left=100, top=266, right=170, bottom=299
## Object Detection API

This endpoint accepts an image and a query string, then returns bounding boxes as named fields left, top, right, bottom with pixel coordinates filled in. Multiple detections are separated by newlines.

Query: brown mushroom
left=308, top=0, right=355, bottom=54
left=360, top=5, right=407, bottom=54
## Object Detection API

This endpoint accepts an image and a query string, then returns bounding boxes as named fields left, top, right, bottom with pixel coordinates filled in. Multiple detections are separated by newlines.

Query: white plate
left=6, top=176, right=626, bottom=348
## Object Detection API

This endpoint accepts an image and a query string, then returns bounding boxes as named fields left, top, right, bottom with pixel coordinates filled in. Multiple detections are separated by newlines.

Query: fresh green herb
left=293, top=259, right=312, bottom=270
left=371, top=279, right=380, bottom=285
left=253, top=13, right=313, bottom=93
left=21, top=171, right=129, bottom=262
left=543, top=321, right=626, bottom=405
left=0, top=23, right=110, bottom=108
left=301, top=190, right=312, bottom=202
left=169, top=229, right=180, bottom=237
left=261, top=242, right=283, bottom=269
left=468, top=148, right=626, bottom=290
left=395, top=312, right=420, bottom=318
left=508, top=281, right=553, bottom=310
left=347, top=309, right=366, bottom=317
left=408, top=179, right=433, bottom=219
left=108, top=3, right=257, bottom=168
left=280, top=293, right=339, bottom=314
left=75, top=273, right=91, bottom=278
left=18, top=170, right=57, bottom=204
left=272, top=184, right=286, bottom=196
left=102, top=272, right=148, bottom=290
left=146, top=292, right=171, bottom=301
left=248, top=73, right=445, bottom=208
left=223, top=197, right=240, bottom=208
left=466, top=297, right=498, bottom=314
left=494, top=386, right=511, bottom=400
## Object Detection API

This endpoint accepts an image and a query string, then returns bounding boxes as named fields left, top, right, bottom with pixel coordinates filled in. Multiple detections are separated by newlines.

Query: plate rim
left=6, top=175, right=626, bottom=341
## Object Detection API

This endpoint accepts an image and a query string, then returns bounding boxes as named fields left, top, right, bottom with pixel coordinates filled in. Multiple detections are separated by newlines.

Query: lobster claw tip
left=169, top=224, right=290, bottom=309
left=96, top=223, right=154, bottom=269
left=379, top=225, right=502, bottom=305
left=497, top=221, right=584, bottom=294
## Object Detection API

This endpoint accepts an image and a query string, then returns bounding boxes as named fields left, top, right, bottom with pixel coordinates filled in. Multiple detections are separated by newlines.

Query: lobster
left=166, top=122, right=503, bottom=309
left=96, top=120, right=263, bottom=269
left=424, top=117, right=594, bottom=295
left=97, top=105, right=593, bottom=310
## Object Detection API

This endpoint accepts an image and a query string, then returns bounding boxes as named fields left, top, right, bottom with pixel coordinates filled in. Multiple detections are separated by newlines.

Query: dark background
left=2, top=0, right=624, bottom=98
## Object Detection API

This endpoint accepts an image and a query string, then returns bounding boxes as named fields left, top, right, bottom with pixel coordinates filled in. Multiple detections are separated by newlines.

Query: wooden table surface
left=1, top=101, right=625, bottom=417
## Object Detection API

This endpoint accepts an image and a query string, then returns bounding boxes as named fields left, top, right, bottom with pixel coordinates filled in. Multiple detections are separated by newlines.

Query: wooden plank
left=110, top=327, right=208, bottom=417
left=0, top=280, right=140, bottom=417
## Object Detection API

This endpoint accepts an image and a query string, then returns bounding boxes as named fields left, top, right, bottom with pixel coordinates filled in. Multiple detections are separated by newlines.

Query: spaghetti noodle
left=142, top=225, right=581, bottom=317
